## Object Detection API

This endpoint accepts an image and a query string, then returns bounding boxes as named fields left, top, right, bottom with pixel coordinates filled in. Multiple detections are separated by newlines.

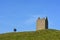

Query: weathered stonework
left=36, top=17, right=48, bottom=30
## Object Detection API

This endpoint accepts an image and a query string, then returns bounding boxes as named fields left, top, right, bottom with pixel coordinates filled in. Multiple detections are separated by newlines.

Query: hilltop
left=0, top=29, right=60, bottom=40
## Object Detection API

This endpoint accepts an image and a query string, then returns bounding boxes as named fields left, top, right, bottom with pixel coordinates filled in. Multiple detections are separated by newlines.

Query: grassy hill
left=0, top=29, right=60, bottom=40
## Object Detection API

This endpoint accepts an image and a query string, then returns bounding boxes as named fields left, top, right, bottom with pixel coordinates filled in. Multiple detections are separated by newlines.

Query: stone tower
left=36, top=17, right=48, bottom=30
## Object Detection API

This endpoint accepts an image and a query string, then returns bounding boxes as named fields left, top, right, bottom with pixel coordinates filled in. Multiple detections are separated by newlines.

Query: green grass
left=0, top=29, right=60, bottom=40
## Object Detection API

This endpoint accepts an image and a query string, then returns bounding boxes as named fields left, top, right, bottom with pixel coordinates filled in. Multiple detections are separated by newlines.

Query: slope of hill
left=0, top=29, right=60, bottom=40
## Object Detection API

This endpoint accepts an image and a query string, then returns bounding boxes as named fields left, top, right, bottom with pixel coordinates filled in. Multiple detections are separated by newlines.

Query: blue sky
left=0, top=0, right=60, bottom=34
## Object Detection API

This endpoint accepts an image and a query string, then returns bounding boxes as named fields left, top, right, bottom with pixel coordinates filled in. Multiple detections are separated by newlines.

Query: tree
left=14, top=28, right=17, bottom=32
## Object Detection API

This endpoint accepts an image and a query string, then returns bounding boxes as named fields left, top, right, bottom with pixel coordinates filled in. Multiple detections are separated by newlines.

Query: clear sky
left=0, top=0, right=60, bottom=34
